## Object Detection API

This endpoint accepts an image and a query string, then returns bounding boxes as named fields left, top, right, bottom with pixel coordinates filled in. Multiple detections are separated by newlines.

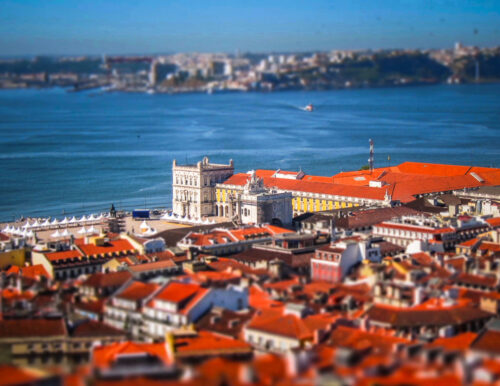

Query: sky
left=0, top=0, right=499, bottom=56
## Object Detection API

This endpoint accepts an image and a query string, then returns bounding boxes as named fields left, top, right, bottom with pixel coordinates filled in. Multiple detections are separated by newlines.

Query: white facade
left=172, top=157, right=234, bottom=219
left=143, top=284, right=248, bottom=339
left=244, top=328, right=301, bottom=353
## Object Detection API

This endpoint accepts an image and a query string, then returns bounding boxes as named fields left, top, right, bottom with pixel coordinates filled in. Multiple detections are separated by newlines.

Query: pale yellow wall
left=0, top=248, right=26, bottom=269
left=31, top=252, right=54, bottom=278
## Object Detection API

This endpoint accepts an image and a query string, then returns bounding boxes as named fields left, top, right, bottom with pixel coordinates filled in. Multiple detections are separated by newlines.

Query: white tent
left=31, top=220, right=40, bottom=228
left=51, top=230, right=61, bottom=238
left=26, top=230, right=34, bottom=238
left=69, top=216, right=78, bottom=224
left=88, top=214, right=97, bottom=222
left=96, top=214, right=104, bottom=220
left=22, top=221, right=31, bottom=229
left=60, top=217, right=69, bottom=225
left=142, top=227, right=157, bottom=236
left=51, top=218, right=60, bottom=226
left=87, top=226, right=97, bottom=234
left=140, top=220, right=149, bottom=230
left=80, top=215, right=89, bottom=222
left=78, top=227, right=87, bottom=234
left=2, top=225, right=10, bottom=233
left=41, top=219, right=51, bottom=227
left=61, top=229, right=70, bottom=237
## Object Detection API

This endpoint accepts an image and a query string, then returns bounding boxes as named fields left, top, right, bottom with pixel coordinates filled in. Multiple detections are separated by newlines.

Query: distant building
left=177, top=224, right=293, bottom=256
left=217, top=162, right=500, bottom=217
left=311, top=236, right=381, bottom=282
left=216, top=170, right=293, bottom=226
left=172, top=157, right=234, bottom=219
left=103, top=281, right=160, bottom=338
left=142, top=281, right=248, bottom=339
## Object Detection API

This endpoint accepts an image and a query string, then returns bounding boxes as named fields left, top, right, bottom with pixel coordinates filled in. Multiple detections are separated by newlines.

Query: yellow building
left=0, top=248, right=26, bottom=269
left=216, top=183, right=365, bottom=217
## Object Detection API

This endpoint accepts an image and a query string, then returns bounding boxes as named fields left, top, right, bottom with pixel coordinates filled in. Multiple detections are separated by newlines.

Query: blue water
left=0, top=84, right=499, bottom=221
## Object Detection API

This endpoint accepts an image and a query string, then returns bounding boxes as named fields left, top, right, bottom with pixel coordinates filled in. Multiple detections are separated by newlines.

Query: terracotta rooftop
left=486, top=217, right=500, bottom=228
left=71, top=320, right=126, bottom=338
left=78, top=238, right=136, bottom=257
left=182, top=225, right=293, bottom=247
left=428, top=332, right=477, bottom=352
left=0, top=365, right=54, bottom=385
left=115, top=281, right=159, bottom=301
left=223, top=162, right=500, bottom=203
left=196, top=308, right=255, bottom=339
left=0, top=318, right=67, bottom=339
left=366, top=304, right=493, bottom=327
left=81, top=271, right=132, bottom=289
left=6, top=264, right=50, bottom=280
left=455, top=273, right=498, bottom=288
left=44, top=249, right=83, bottom=262
left=328, top=325, right=408, bottom=354
left=470, top=329, right=500, bottom=355
left=127, top=259, right=177, bottom=273
left=174, top=331, right=252, bottom=357
left=246, top=311, right=314, bottom=340
left=92, top=341, right=171, bottom=370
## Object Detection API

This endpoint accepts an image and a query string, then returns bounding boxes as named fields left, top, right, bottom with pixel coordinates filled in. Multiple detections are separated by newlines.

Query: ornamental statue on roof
left=244, top=170, right=266, bottom=194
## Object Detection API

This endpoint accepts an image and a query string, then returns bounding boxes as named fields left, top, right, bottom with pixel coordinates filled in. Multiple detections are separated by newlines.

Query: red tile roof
left=71, top=320, right=125, bottom=337
left=328, top=325, right=408, bottom=354
left=174, top=331, right=251, bottom=357
left=0, top=318, right=67, bottom=338
left=224, top=172, right=388, bottom=201
left=471, top=329, right=500, bottom=355
left=486, top=217, right=500, bottom=228
left=183, top=225, right=292, bottom=247
left=128, top=259, right=177, bottom=273
left=45, top=249, right=83, bottom=262
left=152, top=282, right=203, bottom=304
left=249, top=284, right=283, bottom=310
left=366, top=304, right=493, bottom=327
left=428, top=332, right=477, bottom=352
left=246, top=311, right=314, bottom=340
left=0, top=365, right=52, bottom=385
left=223, top=162, right=500, bottom=204
left=6, top=264, right=50, bottom=280
left=92, top=341, right=171, bottom=370
left=455, top=273, right=498, bottom=288
left=207, top=257, right=269, bottom=277
left=78, top=239, right=136, bottom=257
left=82, top=271, right=132, bottom=289
left=116, top=281, right=159, bottom=301
left=74, top=299, right=105, bottom=315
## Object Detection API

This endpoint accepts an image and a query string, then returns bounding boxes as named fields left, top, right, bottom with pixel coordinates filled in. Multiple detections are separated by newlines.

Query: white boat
left=304, top=104, right=314, bottom=112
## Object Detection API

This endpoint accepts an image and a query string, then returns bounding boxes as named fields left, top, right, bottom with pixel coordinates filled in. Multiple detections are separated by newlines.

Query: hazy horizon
left=1, top=0, right=499, bottom=56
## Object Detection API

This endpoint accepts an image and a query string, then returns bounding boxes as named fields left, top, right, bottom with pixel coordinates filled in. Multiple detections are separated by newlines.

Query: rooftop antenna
left=368, top=139, right=374, bottom=174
